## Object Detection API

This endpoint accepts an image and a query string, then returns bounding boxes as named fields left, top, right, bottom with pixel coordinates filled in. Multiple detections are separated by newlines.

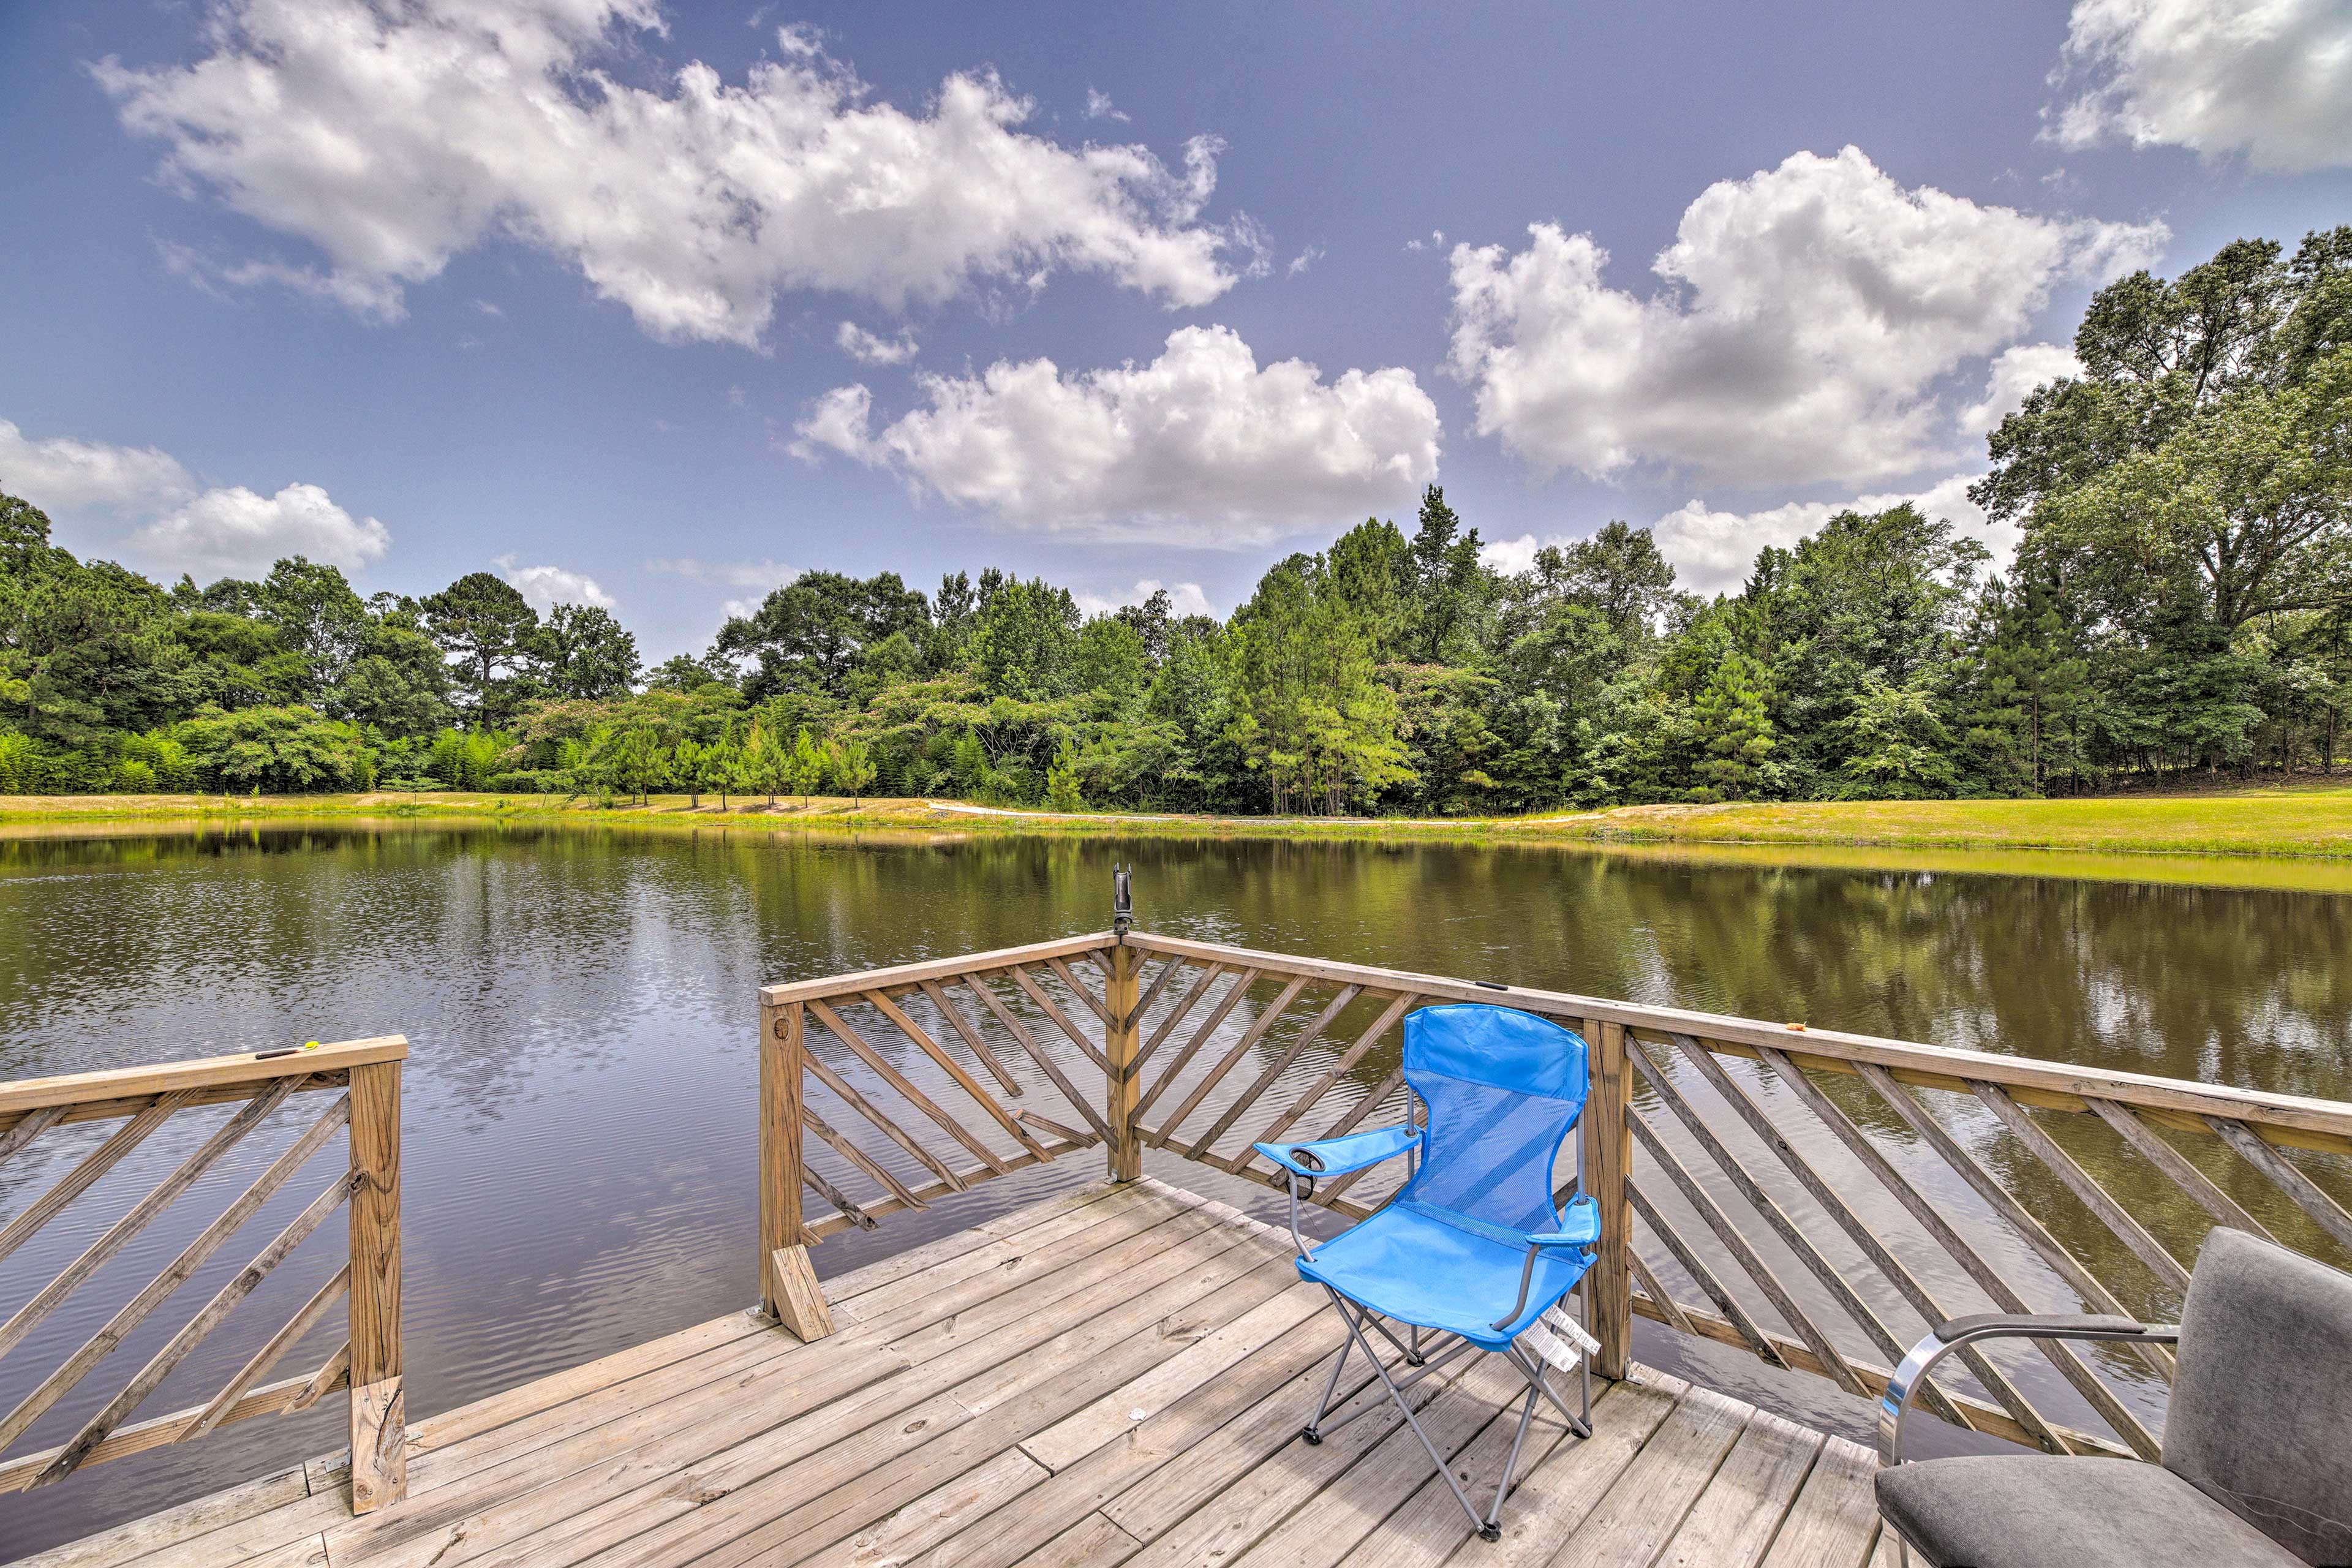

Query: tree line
left=2, top=231, right=2347, bottom=810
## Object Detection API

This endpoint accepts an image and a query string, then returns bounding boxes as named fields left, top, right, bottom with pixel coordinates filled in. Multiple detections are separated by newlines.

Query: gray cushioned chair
left=1874, top=1227, right=2352, bottom=1567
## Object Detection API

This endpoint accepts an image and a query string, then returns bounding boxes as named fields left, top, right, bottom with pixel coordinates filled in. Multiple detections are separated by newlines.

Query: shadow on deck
left=29, top=1179, right=1886, bottom=1568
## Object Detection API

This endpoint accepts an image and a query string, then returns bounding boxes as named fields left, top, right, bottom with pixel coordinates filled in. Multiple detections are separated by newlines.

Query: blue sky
left=3, top=0, right=2349, bottom=660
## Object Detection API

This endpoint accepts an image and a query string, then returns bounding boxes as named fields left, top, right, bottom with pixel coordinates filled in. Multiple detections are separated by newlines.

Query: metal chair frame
left=1874, top=1314, right=2180, bottom=1566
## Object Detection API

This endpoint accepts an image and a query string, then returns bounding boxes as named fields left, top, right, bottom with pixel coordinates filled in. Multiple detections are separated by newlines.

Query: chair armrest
left=1254, top=1125, right=1422, bottom=1180
left=1932, top=1312, right=2151, bottom=1340
left=1879, top=1314, right=2180, bottom=1466
left=1528, top=1196, right=1600, bottom=1249
left=1491, top=1197, right=1604, bottom=1331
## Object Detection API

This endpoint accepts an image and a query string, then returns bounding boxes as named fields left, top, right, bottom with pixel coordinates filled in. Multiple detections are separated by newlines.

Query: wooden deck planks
left=1653, top=1409, right=1828, bottom=1568
left=23, top=1182, right=1888, bottom=1568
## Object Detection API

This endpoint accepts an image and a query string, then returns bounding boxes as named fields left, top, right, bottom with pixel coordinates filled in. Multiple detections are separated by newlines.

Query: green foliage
left=714, top=570, right=927, bottom=700
left=609, top=724, right=665, bottom=804
left=420, top=572, right=539, bottom=722
left=739, top=717, right=786, bottom=804
left=121, top=729, right=198, bottom=791
left=428, top=728, right=508, bottom=790
left=332, top=622, right=456, bottom=739
left=0, top=730, right=47, bottom=794
left=537, top=604, right=641, bottom=700
left=785, top=727, right=826, bottom=804
left=1226, top=552, right=1415, bottom=814
left=1408, top=486, right=1486, bottom=662
left=1830, top=679, right=1959, bottom=799
left=179, top=706, right=375, bottom=793
left=671, top=736, right=705, bottom=805
left=696, top=734, right=740, bottom=805
left=1044, top=744, right=1084, bottom=812
left=827, top=736, right=876, bottom=799
left=1691, top=649, right=1775, bottom=802
left=968, top=576, right=1080, bottom=701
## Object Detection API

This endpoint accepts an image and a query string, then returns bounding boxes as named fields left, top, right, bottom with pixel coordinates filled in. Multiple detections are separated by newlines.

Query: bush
left=484, top=770, right=549, bottom=794
left=426, top=728, right=510, bottom=790
left=45, top=748, right=114, bottom=794
left=120, top=731, right=199, bottom=791
left=113, top=758, right=157, bottom=791
left=178, top=706, right=374, bottom=793
left=0, top=731, right=50, bottom=794
left=1044, top=747, right=1084, bottom=812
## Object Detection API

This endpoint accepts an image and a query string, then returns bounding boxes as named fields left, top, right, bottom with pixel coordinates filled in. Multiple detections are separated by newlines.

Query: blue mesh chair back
left=1395, top=1004, right=1589, bottom=1237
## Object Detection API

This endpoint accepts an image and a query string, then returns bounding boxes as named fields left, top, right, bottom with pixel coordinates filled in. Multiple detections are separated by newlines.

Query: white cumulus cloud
left=1485, top=473, right=2007, bottom=598
left=1957, top=342, right=2082, bottom=438
left=1075, top=579, right=1217, bottom=619
left=501, top=560, right=617, bottom=611
left=1446, top=147, right=2165, bottom=489
left=1653, top=472, right=2000, bottom=595
left=0, top=418, right=195, bottom=513
left=792, top=324, right=1441, bottom=545
left=98, top=1, right=1243, bottom=345
left=132, top=483, right=391, bottom=579
left=836, top=322, right=919, bottom=366
left=1478, top=534, right=1547, bottom=577
left=3, top=418, right=391, bottom=582
left=2049, top=0, right=2352, bottom=172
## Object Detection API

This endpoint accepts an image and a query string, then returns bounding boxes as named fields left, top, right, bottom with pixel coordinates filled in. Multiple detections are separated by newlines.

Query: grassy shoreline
left=4, top=780, right=2351, bottom=860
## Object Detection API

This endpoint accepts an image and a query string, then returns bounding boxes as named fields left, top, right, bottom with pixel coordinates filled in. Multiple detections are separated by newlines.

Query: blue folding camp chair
left=1255, top=1003, right=1600, bottom=1540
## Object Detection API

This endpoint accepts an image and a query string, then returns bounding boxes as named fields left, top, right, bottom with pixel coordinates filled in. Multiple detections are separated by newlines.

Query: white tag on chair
left=1520, top=1303, right=1599, bottom=1375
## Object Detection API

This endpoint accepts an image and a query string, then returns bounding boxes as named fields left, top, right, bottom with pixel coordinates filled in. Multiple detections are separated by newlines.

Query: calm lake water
left=3, top=821, right=2350, bottom=1556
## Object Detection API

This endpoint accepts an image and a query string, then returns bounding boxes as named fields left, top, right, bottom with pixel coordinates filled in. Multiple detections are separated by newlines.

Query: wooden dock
left=26, top=1179, right=1888, bottom=1568
left=17, top=919, right=2352, bottom=1566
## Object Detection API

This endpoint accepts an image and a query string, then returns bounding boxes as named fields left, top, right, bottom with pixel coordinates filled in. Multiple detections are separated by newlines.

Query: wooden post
left=347, top=1058, right=405, bottom=1513
left=1105, top=944, right=1142, bottom=1181
left=759, top=995, right=833, bottom=1341
left=1582, top=1016, right=1632, bottom=1381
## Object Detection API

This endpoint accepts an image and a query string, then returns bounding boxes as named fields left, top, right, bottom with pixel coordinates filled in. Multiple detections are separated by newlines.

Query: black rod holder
left=1112, top=864, right=1134, bottom=937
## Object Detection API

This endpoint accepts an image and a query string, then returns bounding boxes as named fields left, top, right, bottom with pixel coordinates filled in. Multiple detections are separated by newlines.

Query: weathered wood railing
left=0, top=1038, right=406, bottom=1511
left=760, top=926, right=2352, bottom=1464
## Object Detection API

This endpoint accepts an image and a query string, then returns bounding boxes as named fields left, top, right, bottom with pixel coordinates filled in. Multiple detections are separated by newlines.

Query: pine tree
left=786, top=727, right=827, bottom=807
left=612, top=725, right=663, bottom=805
left=700, top=736, right=739, bottom=809
left=828, top=736, right=876, bottom=799
left=1970, top=576, right=2091, bottom=794
left=1407, top=486, right=1483, bottom=662
left=738, top=718, right=783, bottom=806
left=1691, top=651, right=1774, bottom=801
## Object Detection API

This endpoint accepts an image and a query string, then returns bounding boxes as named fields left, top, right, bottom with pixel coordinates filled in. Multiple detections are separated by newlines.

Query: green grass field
left=5, top=779, right=2351, bottom=868
left=1556, top=782, right=2352, bottom=858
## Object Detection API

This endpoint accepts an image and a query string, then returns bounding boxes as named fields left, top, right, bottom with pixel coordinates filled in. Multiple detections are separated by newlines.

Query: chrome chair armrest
left=1878, top=1314, right=2179, bottom=1466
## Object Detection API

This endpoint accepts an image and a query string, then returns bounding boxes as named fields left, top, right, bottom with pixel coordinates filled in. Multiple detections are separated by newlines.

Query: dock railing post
left=348, top=1056, right=406, bottom=1513
left=1106, top=941, right=1142, bottom=1181
left=1582, top=1016, right=1632, bottom=1381
left=760, top=993, right=834, bottom=1342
